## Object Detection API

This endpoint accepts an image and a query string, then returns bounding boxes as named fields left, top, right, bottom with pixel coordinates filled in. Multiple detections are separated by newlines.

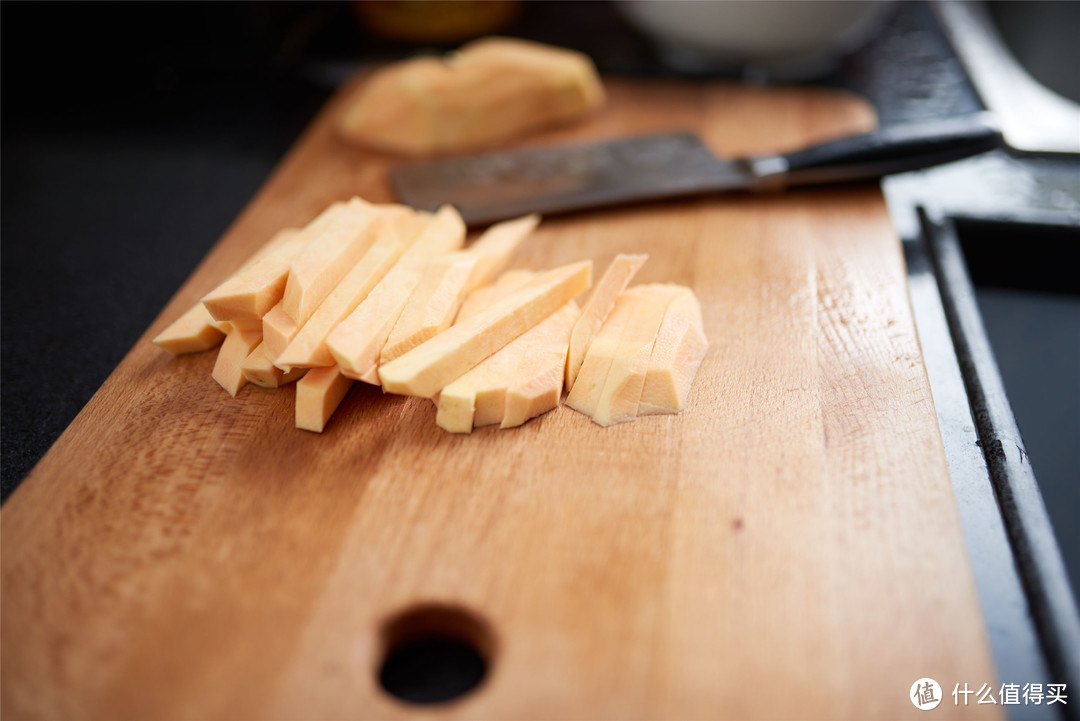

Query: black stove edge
left=914, top=207, right=1080, bottom=720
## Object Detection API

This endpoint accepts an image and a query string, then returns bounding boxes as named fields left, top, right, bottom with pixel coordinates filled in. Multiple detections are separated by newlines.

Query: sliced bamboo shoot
left=638, top=291, right=708, bottom=416
left=379, top=255, right=478, bottom=365
left=296, top=366, right=354, bottom=433
left=455, top=269, right=536, bottom=323
left=380, top=260, right=591, bottom=399
left=502, top=367, right=562, bottom=429
left=281, top=198, right=385, bottom=325
left=380, top=214, right=537, bottom=364
left=501, top=302, right=579, bottom=428
left=326, top=205, right=466, bottom=380
left=153, top=303, right=226, bottom=355
left=593, top=284, right=686, bottom=426
left=566, top=253, right=647, bottom=391
left=153, top=228, right=301, bottom=355
left=461, top=213, right=538, bottom=287
left=435, top=302, right=578, bottom=432
left=241, top=342, right=307, bottom=388
left=564, top=291, right=635, bottom=418
left=275, top=212, right=427, bottom=370
left=262, top=301, right=300, bottom=363
left=435, top=340, right=522, bottom=432
left=211, top=328, right=263, bottom=397
left=201, top=228, right=306, bottom=325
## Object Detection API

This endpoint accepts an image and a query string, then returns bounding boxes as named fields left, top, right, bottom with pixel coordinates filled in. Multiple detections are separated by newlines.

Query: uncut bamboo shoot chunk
left=593, top=284, right=688, bottom=426
left=340, top=37, right=604, bottom=156
left=201, top=228, right=306, bottom=325
left=638, top=292, right=708, bottom=416
left=380, top=260, right=591, bottom=399
left=241, top=342, right=307, bottom=388
left=281, top=198, right=385, bottom=325
left=296, top=366, right=354, bottom=433
left=566, top=253, right=647, bottom=391
left=212, top=328, right=263, bottom=397
left=262, top=301, right=300, bottom=363
left=275, top=212, right=426, bottom=370
left=435, top=301, right=578, bottom=432
left=326, top=205, right=466, bottom=380
left=455, top=269, right=536, bottom=323
left=457, top=37, right=605, bottom=111
left=381, top=214, right=537, bottom=364
left=153, top=303, right=226, bottom=355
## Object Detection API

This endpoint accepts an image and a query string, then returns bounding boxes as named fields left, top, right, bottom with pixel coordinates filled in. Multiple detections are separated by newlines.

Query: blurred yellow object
left=340, top=36, right=605, bottom=156
left=353, top=0, right=521, bottom=44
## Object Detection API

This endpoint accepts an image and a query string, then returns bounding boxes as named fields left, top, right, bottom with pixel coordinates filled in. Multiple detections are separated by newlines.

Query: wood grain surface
left=1, top=78, right=1000, bottom=720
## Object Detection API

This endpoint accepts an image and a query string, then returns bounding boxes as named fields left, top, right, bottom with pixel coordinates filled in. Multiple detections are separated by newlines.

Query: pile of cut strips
left=153, top=198, right=708, bottom=433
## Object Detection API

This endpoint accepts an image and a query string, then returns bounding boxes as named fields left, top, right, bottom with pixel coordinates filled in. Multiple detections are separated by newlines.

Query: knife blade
left=390, top=114, right=1002, bottom=226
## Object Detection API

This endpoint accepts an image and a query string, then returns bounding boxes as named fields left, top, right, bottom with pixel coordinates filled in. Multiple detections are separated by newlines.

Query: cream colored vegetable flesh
left=501, top=302, right=579, bottom=428
left=379, top=260, right=591, bottom=399
left=340, top=38, right=604, bottom=156
left=381, top=213, right=536, bottom=364
left=154, top=195, right=706, bottom=434
left=201, top=229, right=308, bottom=326
left=275, top=212, right=426, bottom=370
left=281, top=198, right=386, bottom=326
left=638, top=291, right=708, bottom=416
left=154, top=228, right=303, bottom=355
left=455, top=269, right=536, bottom=323
left=593, top=284, right=687, bottom=426
left=212, top=328, right=263, bottom=397
left=326, top=205, right=466, bottom=380
left=296, top=366, right=354, bottom=433
left=566, top=253, right=647, bottom=390
left=435, top=300, right=578, bottom=433
left=153, top=303, right=226, bottom=356
left=565, top=290, right=636, bottom=418
left=261, top=301, right=300, bottom=363
left=241, top=342, right=307, bottom=389
left=567, top=283, right=707, bottom=425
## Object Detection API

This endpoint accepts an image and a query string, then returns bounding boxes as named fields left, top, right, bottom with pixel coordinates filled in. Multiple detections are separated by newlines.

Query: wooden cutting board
left=2, top=78, right=1000, bottom=720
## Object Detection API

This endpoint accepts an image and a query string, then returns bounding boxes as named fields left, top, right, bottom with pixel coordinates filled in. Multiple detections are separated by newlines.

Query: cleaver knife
left=390, top=114, right=1002, bottom=226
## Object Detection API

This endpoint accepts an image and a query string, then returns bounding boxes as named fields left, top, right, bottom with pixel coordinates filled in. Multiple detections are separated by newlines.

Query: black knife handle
left=750, top=113, right=1003, bottom=187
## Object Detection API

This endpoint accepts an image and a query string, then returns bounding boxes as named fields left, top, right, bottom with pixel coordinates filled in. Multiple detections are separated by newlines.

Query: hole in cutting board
left=377, top=603, right=495, bottom=705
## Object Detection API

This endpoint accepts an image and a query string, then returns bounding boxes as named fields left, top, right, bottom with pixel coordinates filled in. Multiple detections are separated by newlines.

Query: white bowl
left=616, top=0, right=893, bottom=78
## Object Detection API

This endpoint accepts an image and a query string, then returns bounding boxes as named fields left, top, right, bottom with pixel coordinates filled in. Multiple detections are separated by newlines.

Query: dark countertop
left=2, top=3, right=330, bottom=495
